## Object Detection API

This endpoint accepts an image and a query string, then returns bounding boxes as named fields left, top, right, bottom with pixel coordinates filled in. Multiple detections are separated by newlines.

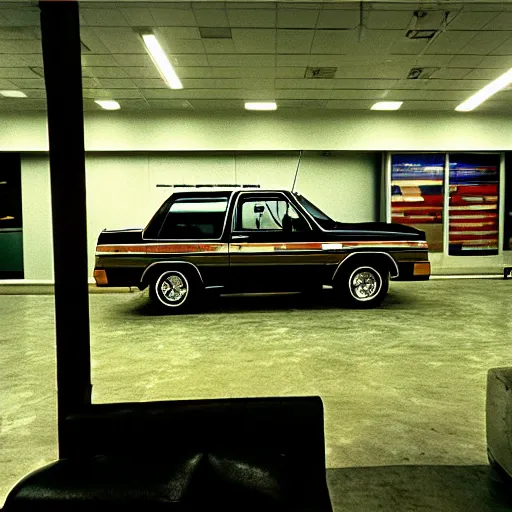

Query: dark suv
left=94, top=188, right=430, bottom=311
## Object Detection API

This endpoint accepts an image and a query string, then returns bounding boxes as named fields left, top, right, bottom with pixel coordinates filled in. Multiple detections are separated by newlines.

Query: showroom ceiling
left=1, top=1, right=512, bottom=112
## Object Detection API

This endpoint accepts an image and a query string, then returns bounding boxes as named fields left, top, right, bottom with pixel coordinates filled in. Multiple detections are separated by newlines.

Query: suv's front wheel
left=149, top=269, right=193, bottom=312
left=335, top=263, right=388, bottom=308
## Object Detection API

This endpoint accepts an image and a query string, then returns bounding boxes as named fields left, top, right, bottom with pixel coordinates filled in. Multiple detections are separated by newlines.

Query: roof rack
left=156, top=184, right=261, bottom=189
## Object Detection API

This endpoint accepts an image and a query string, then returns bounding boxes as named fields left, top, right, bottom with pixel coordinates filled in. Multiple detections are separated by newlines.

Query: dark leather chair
left=4, top=396, right=332, bottom=511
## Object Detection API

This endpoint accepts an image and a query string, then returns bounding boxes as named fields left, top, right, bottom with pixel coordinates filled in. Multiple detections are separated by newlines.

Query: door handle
left=232, top=235, right=249, bottom=240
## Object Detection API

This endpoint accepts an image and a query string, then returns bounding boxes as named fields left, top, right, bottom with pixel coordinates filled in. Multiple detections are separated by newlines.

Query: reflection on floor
left=1, top=280, right=512, bottom=510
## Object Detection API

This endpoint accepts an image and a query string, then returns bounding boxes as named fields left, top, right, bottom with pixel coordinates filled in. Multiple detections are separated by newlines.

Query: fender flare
left=332, top=251, right=399, bottom=281
left=140, top=261, right=204, bottom=287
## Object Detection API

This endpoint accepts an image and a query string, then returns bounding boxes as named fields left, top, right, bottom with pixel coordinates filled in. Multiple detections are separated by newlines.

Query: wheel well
left=332, top=252, right=398, bottom=282
left=140, top=262, right=203, bottom=290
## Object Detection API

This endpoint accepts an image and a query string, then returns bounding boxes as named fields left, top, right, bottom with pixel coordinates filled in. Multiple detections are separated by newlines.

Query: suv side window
left=158, top=198, right=228, bottom=239
left=237, top=198, right=310, bottom=232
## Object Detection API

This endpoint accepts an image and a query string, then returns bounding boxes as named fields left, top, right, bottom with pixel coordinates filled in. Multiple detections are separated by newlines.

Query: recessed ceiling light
left=456, top=68, right=512, bottom=112
left=0, top=90, right=27, bottom=98
left=245, top=102, right=277, bottom=111
left=141, top=33, right=183, bottom=90
left=94, top=100, right=120, bottom=110
left=370, top=101, right=403, bottom=111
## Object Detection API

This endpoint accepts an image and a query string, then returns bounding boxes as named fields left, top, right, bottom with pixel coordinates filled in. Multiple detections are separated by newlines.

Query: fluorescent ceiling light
left=141, top=33, right=183, bottom=90
left=95, top=100, right=120, bottom=110
left=0, top=90, right=27, bottom=98
left=456, top=68, right=512, bottom=112
left=245, top=102, right=277, bottom=111
left=371, top=101, right=403, bottom=111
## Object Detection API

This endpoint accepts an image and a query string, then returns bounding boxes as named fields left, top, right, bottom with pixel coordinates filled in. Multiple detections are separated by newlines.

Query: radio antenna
left=292, top=150, right=302, bottom=192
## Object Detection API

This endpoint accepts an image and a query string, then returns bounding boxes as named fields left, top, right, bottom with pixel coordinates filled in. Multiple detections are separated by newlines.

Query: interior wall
left=4, top=111, right=512, bottom=152
left=21, top=151, right=379, bottom=280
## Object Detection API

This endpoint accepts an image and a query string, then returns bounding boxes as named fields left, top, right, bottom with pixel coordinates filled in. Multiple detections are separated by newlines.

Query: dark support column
left=39, top=1, right=91, bottom=457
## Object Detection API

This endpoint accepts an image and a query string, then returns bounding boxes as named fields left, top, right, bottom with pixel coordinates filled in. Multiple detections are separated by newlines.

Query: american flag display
left=448, top=154, right=500, bottom=256
left=391, top=154, right=444, bottom=252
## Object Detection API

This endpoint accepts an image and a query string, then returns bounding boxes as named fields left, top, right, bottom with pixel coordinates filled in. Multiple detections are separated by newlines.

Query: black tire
left=335, top=262, right=388, bottom=308
left=149, top=269, right=195, bottom=313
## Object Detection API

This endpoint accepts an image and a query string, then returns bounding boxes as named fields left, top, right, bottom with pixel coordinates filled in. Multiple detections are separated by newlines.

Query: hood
left=332, top=221, right=426, bottom=240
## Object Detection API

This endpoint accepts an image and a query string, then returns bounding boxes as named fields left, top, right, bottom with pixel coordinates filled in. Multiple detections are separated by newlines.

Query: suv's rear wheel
left=149, top=269, right=193, bottom=312
left=335, top=263, right=388, bottom=308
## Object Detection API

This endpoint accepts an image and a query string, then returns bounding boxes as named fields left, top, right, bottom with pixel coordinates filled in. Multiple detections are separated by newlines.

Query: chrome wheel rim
left=159, top=273, right=188, bottom=304
left=350, top=270, right=379, bottom=300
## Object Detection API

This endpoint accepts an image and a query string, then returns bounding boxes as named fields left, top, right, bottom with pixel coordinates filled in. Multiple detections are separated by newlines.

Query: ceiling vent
left=305, top=67, right=337, bottom=79
left=407, top=67, right=439, bottom=80
left=199, top=27, right=232, bottom=39
left=406, top=29, right=437, bottom=40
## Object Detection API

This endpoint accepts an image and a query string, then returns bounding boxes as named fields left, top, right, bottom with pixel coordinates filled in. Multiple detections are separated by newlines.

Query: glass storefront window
left=448, top=154, right=500, bottom=256
left=391, top=154, right=444, bottom=252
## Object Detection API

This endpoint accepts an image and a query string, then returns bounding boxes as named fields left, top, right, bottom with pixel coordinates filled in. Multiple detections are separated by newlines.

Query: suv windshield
left=294, top=193, right=335, bottom=229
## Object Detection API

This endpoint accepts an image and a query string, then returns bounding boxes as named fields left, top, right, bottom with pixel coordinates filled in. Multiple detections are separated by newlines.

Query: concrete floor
left=1, top=280, right=512, bottom=510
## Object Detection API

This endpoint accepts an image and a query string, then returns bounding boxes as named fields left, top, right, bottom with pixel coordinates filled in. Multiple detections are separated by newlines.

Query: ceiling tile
left=80, top=8, right=129, bottom=27
left=112, top=54, right=153, bottom=67
left=119, top=8, right=156, bottom=27
left=92, top=28, right=145, bottom=54
left=0, top=78, right=17, bottom=89
left=156, top=27, right=201, bottom=40
left=203, top=39, right=236, bottom=54
left=160, top=38, right=205, bottom=54
left=325, top=100, right=373, bottom=109
left=316, top=10, right=359, bottom=29
left=214, top=78, right=244, bottom=88
left=0, top=40, right=42, bottom=54
left=193, top=9, right=229, bottom=27
left=0, top=67, right=41, bottom=79
left=0, top=8, right=39, bottom=27
left=366, top=10, right=413, bottom=29
left=239, top=78, right=274, bottom=89
left=212, top=67, right=275, bottom=78
left=232, top=29, right=276, bottom=53
left=479, top=55, right=512, bottom=68
left=186, top=99, right=241, bottom=110
left=330, top=89, right=385, bottom=100
left=276, top=78, right=336, bottom=89
left=0, top=54, right=37, bottom=66
left=491, top=36, right=512, bottom=56
left=207, top=54, right=275, bottom=67
left=301, top=89, right=332, bottom=99
left=227, top=9, right=276, bottom=28
left=98, top=78, right=138, bottom=89
left=277, top=29, right=315, bottom=54
left=277, top=54, right=309, bottom=67
left=275, top=89, right=303, bottom=99
left=277, top=9, right=319, bottom=28
left=482, top=12, right=512, bottom=30
left=424, top=79, right=486, bottom=90
left=0, top=99, right=47, bottom=111
left=131, top=78, right=166, bottom=89
left=413, top=55, right=454, bottom=67
left=80, top=27, right=110, bottom=54
left=276, top=67, right=306, bottom=78
left=172, top=54, right=209, bottom=67
left=389, top=37, right=429, bottom=55
left=335, top=78, right=397, bottom=89
left=447, top=55, right=485, bottom=68
left=425, top=31, right=478, bottom=55
left=139, top=89, right=186, bottom=99
left=83, top=88, right=143, bottom=99
left=401, top=100, right=459, bottom=110
left=243, top=90, right=277, bottom=100
left=81, top=54, right=119, bottom=67
left=446, top=11, right=500, bottom=30
left=0, top=27, right=39, bottom=40
left=82, top=67, right=128, bottom=79
left=7, top=78, right=45, bottom=89
left=307, top=54, right=344, bottom=67
left=148, top=8, right=197, bottom=27
left=311, top=30, right=355, bottom=54
left=463, top=68, right=507, bottom=80
left=174, top=67, right=213, bottom=79
left=430, top=68, right=469, bottom=79
left=144, top=99, right=193, bottom=109
left=350, top=29, right=404, bottom=55
left=180, top=78, right=218, bottom=89
left=458, top=31, right=510, bottom=55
